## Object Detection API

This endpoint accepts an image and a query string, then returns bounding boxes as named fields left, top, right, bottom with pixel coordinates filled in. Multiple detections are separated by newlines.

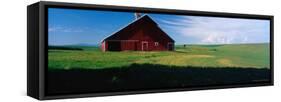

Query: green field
left=48, top=43, right=270, bottom=70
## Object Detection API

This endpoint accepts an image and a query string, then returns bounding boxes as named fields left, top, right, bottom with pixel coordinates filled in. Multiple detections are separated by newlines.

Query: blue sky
left=48, top=8, right=270, bottom=45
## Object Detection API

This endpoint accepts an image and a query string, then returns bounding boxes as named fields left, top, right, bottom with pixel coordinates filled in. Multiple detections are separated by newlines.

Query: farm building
left=101, top=14, right=175, bottom=51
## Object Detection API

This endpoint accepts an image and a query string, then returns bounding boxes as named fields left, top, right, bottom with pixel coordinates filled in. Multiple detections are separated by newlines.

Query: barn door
left=167, top=42, right=174, bottom=51
left=142, top=41, right=148, bottom=51
left=107, top=41, right=121, bottom=51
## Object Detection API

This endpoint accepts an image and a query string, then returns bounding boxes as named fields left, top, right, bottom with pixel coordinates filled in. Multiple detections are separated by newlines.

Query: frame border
left=36, top=1, right=273, bottom=100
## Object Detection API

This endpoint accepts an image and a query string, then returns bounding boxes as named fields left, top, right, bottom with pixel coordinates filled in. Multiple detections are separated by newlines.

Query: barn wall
left=120, top=41, right=138, bottom=51
left=101, top=41, right=106, bottom=52
left=102, top=16, right=175, bottom=52
left=139, top=23, right=174, bottom=51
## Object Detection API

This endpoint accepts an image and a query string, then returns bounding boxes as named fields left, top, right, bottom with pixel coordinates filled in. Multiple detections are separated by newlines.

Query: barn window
left=154, top=42, right=159, bottom=46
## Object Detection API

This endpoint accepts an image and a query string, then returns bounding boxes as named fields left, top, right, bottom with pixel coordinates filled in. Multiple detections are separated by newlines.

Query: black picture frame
left=27, top=1, right=274, bottom=100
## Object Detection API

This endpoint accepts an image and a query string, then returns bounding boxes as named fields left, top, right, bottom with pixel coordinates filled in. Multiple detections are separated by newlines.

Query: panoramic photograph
left=47, top=8, right=270, bottom=95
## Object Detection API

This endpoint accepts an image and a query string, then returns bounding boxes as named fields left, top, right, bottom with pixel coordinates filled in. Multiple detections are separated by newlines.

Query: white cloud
left=48, top=25, right=84, bottom=33
left=157, top=15, right=270, bottom=44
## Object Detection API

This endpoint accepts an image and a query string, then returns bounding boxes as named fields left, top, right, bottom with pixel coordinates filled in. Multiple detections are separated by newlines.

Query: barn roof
left=102, top=15, right=175, bottom=42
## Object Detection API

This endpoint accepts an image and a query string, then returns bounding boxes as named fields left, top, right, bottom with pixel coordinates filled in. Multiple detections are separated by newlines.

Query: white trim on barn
left=141, top=41, right=148, bottom=51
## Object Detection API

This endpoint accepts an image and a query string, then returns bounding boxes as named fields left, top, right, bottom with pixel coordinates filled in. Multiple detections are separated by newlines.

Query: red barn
left=101, top=14, right=175, bottom=51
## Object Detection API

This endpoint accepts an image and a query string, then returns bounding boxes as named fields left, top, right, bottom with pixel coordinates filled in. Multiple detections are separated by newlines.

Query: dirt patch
left=188, top=55, right=215, bottom=58
left=217, top=59, right=233, bottom=66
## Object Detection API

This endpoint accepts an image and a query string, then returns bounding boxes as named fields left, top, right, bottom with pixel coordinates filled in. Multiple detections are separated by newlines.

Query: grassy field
left=48, top=43, right=270, bottom=70
left=47, top=43, right=270, bottom=95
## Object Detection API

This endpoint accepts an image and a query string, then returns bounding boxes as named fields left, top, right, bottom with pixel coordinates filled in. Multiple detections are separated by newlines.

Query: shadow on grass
left=46, top=63, right=270, bottom=96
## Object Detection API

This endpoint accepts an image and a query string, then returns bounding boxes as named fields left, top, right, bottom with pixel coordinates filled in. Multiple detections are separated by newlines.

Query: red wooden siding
left=101, top=15, right=175, bottom=52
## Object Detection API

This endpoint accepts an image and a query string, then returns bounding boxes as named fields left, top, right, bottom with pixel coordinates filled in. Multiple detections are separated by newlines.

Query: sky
left=48, top=8, right=270, bottom=45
